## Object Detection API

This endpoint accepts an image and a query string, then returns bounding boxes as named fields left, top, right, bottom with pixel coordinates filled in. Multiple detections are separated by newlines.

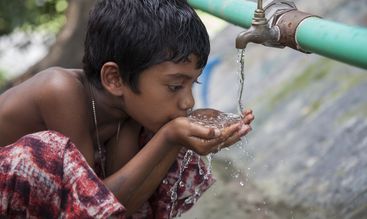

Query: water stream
left=237, top=49, right=246, bottom=115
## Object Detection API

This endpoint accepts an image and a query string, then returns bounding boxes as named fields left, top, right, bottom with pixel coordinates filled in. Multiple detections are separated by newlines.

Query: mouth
left=186, top=108, right=193, bottom=116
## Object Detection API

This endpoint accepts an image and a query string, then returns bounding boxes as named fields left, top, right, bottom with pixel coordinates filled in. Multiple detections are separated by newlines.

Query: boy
left=0, top=0, right=254, bottom=218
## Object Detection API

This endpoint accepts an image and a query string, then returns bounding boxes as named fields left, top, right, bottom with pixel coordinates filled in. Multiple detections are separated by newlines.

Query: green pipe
left=297, top=17, right=367, bottom=69
left=188, top=0, right=367, bottom=69
left=188, top=0, right=256, bottom=28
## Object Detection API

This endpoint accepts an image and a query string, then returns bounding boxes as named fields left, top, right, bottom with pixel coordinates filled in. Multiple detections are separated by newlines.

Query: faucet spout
left=235, top=25, right=280, bottom=49
left=235, top=1, right=281, bottom=49
left=235, top=0, right=317, bottom=52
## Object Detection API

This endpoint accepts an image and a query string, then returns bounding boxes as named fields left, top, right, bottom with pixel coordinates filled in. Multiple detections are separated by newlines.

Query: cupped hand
left=160, top=108, right=254, bottom=155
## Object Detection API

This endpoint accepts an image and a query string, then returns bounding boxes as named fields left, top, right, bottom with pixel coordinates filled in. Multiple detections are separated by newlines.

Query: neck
left=87, top=82, right=129, bottom=125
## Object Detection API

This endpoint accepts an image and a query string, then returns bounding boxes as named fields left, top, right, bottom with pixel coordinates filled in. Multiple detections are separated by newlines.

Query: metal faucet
left=236, top=0, right=282, bottom=49
left=236, top=0, right=316, bottom=52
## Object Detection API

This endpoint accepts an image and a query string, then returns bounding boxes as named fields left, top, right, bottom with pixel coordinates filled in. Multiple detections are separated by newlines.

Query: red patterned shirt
left=0, top=131, right=214, bottom=218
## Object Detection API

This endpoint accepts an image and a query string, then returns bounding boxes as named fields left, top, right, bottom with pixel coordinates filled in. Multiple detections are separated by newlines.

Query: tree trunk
left=1, top=0, right=96, bottom=92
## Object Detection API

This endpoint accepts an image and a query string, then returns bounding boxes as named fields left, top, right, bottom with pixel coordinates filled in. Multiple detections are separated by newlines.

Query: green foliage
left=0, top=0, right=68, bottom=35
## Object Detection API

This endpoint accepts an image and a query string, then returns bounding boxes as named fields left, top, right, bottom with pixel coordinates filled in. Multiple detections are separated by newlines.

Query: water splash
left=187, top=110, right=243, bottom=183
left=204, top=153, right=214, bottom=180
left=167, top=49, right=251, bottom=217
left=197, top=153, right=204, bottom=176
left=169, top=149, right=194, bottom=218
left=168, top=110, right=242, bottom=217
left=233, top=139, right=254, bottom=187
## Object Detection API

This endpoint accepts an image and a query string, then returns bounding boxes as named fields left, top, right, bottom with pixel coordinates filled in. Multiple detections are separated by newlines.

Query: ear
left=100, top=62, right=125, bottom=96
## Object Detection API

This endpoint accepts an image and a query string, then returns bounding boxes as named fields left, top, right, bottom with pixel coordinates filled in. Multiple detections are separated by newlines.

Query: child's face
left=122, top=54, right=202, bottom=133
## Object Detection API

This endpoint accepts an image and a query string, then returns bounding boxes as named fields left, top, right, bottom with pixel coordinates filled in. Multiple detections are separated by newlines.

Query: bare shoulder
left=0, top=67, right=87, bottom=110
left=33, top=67, right=90, bottom=120
left=33, top=67, right=86, bottom=95
left=22, top=67, right=89, bottom=118
left=0, top=67, right=90, bottom=147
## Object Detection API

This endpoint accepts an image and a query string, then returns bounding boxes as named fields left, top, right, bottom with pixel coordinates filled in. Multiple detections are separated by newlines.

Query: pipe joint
left=274, top=9, right=318, bottom=53
left=235, top=0, right=319, bottom=53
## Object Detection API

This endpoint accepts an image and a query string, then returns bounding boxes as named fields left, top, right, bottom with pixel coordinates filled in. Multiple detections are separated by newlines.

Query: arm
left=103, top=114, right=253, bottom=214
left=103, top=128, right=181, bottom=211
left=105, top=138, right=182, bottom=216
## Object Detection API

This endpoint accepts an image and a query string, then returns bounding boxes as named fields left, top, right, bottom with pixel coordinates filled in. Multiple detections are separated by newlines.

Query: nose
left=178, top=90, right=195, bottom=113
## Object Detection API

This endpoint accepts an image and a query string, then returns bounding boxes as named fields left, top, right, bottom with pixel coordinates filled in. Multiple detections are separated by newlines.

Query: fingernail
left=214, top=128, right=221, bottom=137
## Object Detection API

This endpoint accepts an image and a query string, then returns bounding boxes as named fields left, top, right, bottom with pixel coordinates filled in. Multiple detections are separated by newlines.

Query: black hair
left=83, top=0, right=210, bottom=92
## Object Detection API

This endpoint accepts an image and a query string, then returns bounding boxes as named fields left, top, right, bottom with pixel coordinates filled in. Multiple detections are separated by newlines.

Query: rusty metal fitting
left=274, top=10, right=317, bottom=53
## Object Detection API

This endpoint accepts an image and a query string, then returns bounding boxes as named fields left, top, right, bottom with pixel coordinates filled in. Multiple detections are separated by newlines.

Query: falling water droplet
left=197, top=154, right=204, bottom=175
left=169, top=149, right=194, bottom=218
left=204, top=153, right=214, bottom=180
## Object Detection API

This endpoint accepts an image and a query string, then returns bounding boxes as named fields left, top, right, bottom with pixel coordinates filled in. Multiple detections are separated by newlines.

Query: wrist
left=156, top=122, right=182, bottom=150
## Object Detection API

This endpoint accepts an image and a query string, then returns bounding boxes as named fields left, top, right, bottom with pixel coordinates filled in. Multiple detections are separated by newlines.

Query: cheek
left=125, top=96, right=168, bottom=132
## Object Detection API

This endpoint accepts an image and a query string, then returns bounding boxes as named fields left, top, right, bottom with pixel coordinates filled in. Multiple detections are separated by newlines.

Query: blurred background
left=1, top=0, right=367, bottom=218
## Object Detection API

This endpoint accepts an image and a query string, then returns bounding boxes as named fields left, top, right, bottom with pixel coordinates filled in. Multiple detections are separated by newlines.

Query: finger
left=223, top=124, right=252, bottom=145
left=220, top=125, right=252, bottom=150
left=235, top=124, right=252, bottom=141
left=205, top=123, right=241, bottom=153
left=242, top=109, right=252, bottom=115
left=186, top=123, right=240, bottom=153
left=191, top=124, right=221, bottom=140
left=242, top=112, right=254, bottom=125
left=186, top=136, right=223, bottom=155
left=180, top=122, right=228, bottom=155
left=187, top=123, right=250, bottom=155
left=220, top=123, right=241, bottom=140
left=189, top=122, right=221, bottom=140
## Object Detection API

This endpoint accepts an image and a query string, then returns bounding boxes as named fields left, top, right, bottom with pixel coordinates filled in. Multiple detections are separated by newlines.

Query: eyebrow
left=165, top=73, right=193, bottom=80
